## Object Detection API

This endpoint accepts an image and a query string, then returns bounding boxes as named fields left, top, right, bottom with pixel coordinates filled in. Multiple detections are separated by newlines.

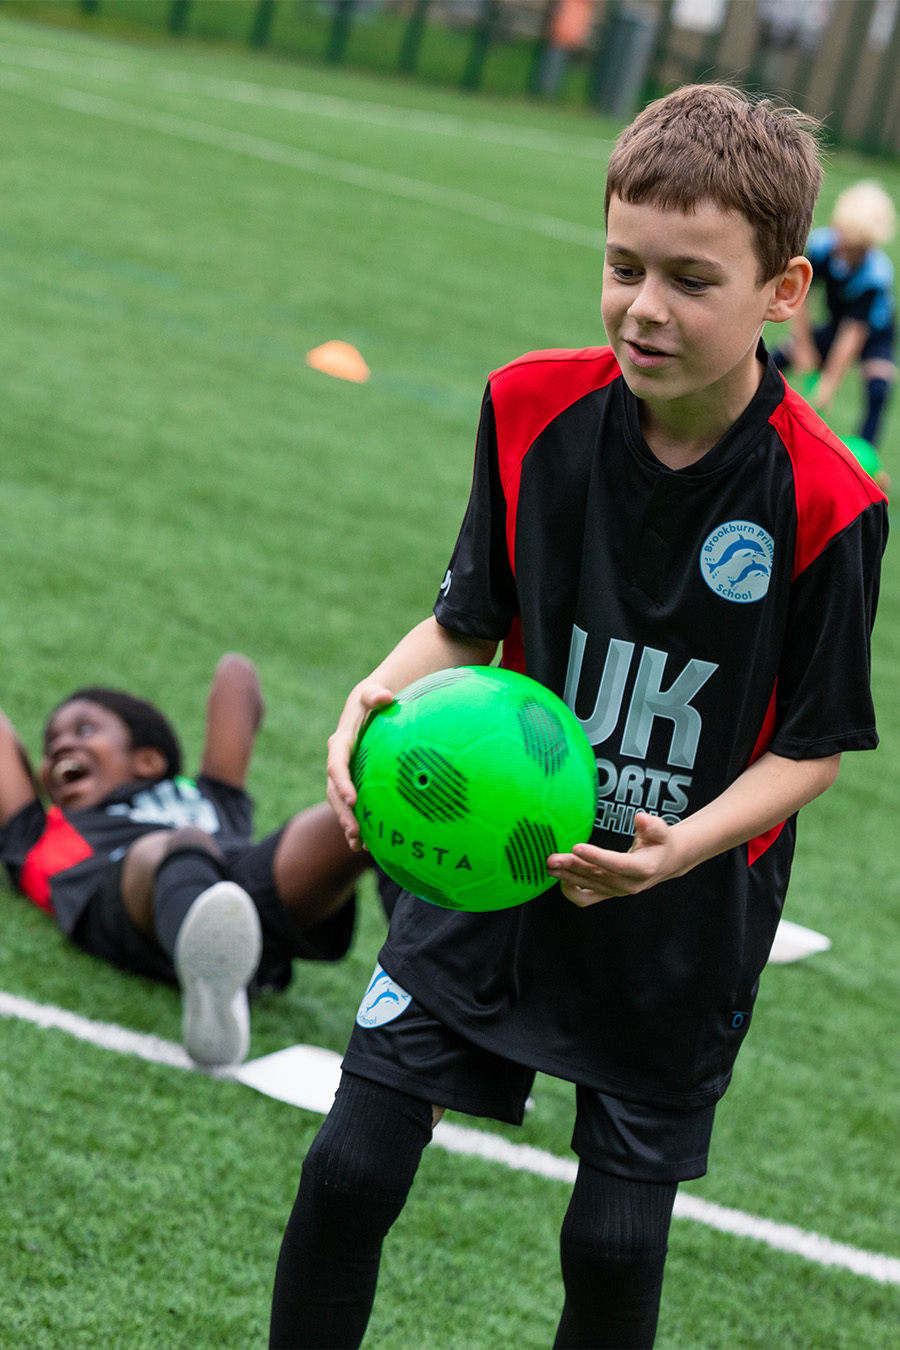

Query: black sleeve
left=0, top=800, right=48, bottom=891
left=771, top=500, right=887, bottom=758
left=433, top=386, right=519, bottom=640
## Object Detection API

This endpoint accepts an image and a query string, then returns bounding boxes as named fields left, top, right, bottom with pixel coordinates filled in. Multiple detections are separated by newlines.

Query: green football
left=351, top=665, right=598, bottom=912
left=842, top=435, right=883, bottom=480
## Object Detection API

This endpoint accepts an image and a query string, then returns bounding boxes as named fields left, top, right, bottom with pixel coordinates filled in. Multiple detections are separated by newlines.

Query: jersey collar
left=620, top=340, right=785, bottom=476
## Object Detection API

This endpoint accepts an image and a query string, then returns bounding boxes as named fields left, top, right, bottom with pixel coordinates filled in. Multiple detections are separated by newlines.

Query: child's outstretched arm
left=199, top=654, right=265, bottom=789
left=547, top=749, right=841, bottom=906
left=0, top=709, right=40, bottom=828
left=326, top=616, right=497, bottom=847
left=813, top=318, right=869, bottom=408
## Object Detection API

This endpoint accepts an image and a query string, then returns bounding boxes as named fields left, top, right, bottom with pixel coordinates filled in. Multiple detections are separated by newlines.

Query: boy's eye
left=75, top=722, right=95, bottom=738
left=609, top=265, right=641, bottom=281
left=678, top=277, right=710, bottom=293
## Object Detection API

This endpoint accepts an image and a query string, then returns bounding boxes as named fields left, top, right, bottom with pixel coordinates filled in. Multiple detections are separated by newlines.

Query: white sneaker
left=173, top=881, right=262, bottom=1068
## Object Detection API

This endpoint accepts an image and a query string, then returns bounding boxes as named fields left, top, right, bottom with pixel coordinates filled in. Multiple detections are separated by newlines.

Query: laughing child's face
left=40, top=699, right=165, bottom=810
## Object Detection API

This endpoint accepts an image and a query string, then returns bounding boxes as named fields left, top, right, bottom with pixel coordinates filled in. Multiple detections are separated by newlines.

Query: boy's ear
left=132, top=746, right=168, bottom=780
left=765, top=256, right=813, bottom=324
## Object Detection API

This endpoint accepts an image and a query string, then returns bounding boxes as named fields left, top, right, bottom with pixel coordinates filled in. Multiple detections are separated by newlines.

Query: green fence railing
left=24, top=0, right=900, bottom=156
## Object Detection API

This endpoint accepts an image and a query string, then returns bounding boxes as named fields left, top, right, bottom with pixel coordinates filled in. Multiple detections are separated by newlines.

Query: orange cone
left=306, top=340, right=370, bottom=383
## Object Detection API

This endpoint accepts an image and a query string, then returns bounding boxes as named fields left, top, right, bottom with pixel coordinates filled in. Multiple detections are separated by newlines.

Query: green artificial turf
left=0, top=12, right=898, bottom=1346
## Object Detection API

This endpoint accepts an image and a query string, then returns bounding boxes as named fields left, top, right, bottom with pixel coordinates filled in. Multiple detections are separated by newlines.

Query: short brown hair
left=605, top=83, right=823, bottom=282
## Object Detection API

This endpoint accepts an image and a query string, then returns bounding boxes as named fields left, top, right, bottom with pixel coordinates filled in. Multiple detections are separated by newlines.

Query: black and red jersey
left=0, top=775, right=253, bottom=935
left=377, top=344, right=887, bottom=1110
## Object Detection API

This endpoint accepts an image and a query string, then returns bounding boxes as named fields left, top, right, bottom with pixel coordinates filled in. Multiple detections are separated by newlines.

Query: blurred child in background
left=773, top=179, right=896, bottom=491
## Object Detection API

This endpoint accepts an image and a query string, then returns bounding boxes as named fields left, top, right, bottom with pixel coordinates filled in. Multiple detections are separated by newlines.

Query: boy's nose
left=627, top=278, right=667, bottom=325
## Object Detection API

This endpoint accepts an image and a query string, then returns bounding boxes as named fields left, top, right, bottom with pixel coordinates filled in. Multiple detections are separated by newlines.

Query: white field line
left=0, top=987, right=198, bottom=1071
left=2, top=987, right=899, bottom=1286
left=0, top=37, right=612, bottom=159
left=0, top=64, right=603, bottom=250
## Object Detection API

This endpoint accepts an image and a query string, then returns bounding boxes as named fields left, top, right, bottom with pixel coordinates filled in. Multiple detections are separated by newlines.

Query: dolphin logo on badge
left=709, top=535, right=768, bottom=573
left=700, top=521, right=775, bottom=604
left=356, top=964, right=413, bottom=1028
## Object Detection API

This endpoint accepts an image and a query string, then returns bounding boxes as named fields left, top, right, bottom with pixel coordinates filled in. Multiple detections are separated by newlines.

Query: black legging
left=270, top=1072, right=676, bottom=1349
left=554, top=1161, right=676, bottom=1348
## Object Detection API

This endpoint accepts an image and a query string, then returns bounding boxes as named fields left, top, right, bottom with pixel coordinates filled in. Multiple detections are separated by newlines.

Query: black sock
left=269, top=1073, right=433, bottom=1349
left=152, top=847, right=228, bottom=960
left=553, top=1165, right=677, bottom=1350
left=860, top=377, right=890, bottom=446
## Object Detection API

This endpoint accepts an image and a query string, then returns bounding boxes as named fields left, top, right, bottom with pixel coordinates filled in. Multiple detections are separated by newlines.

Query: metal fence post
left=398, top=0, right=429, bottom=75
left=588, top=0, right=619, bottom=105
left=886, top=86, right=900, bottom=158
left=249, top=0, right=277, bottom=48
left=590, top=1, right=656, bottom=117
left=527, top=0, right=559, bottom=97
left=168, top=0, right=192, bottom=35
left=861, top=0, right=900, bottom=154
left=828, top=0, right=877, bottom=143
left=641, top=0, right=675, bottom=102
left=460, top=0, right=500, bottom=92
left=691, top=0, right=729, bottom=83
left=326, top=0, right=356, bottom=64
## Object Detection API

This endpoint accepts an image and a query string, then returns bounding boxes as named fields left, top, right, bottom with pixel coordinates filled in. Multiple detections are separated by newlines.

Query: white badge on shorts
left=356, top=963, right=413, bottom=1028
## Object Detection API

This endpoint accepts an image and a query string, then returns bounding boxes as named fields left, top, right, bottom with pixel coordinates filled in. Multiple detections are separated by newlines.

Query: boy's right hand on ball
left=326, top=682, right=395, bottom=847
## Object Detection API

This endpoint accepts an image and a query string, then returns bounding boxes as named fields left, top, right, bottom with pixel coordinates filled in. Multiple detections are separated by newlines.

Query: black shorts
left=71, top=827, right=356, bottom=993
left=342, top=965, right=715, bottom=1183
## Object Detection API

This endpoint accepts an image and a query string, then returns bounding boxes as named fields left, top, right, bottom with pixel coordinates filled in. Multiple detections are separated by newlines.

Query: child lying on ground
left=0, top=653, right=372, bottom=1067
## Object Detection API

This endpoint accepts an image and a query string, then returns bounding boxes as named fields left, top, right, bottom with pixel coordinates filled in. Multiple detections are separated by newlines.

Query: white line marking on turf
left=673, top=1193, right=900, bottom=1285
left=0, top=988, right=197, bottom=1070
left=2, top=988, right=899, bottom=1285
left=0, top=64, right=602, bottom=250
left=0, top=38, right=611, bottom=159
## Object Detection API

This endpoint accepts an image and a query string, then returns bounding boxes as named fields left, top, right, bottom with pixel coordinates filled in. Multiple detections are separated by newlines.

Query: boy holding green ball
left=271, top=85, right=886, bottom=1349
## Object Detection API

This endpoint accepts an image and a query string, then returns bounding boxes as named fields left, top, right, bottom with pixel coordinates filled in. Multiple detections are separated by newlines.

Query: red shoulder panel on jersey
left=490, top=347, right=619, bottom=480
left=771, top=384, right=886, bottom=580
left=19, top=806, right=94, bottom=913
left=489, top=347, right=620, bottom=575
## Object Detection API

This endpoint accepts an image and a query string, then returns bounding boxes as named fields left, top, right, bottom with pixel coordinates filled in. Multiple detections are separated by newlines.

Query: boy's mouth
left=624, top=338, right=672, bottom=369
left=50, top=758, right=90, bottom=788
left=629, top=338, right=668, bottom=356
